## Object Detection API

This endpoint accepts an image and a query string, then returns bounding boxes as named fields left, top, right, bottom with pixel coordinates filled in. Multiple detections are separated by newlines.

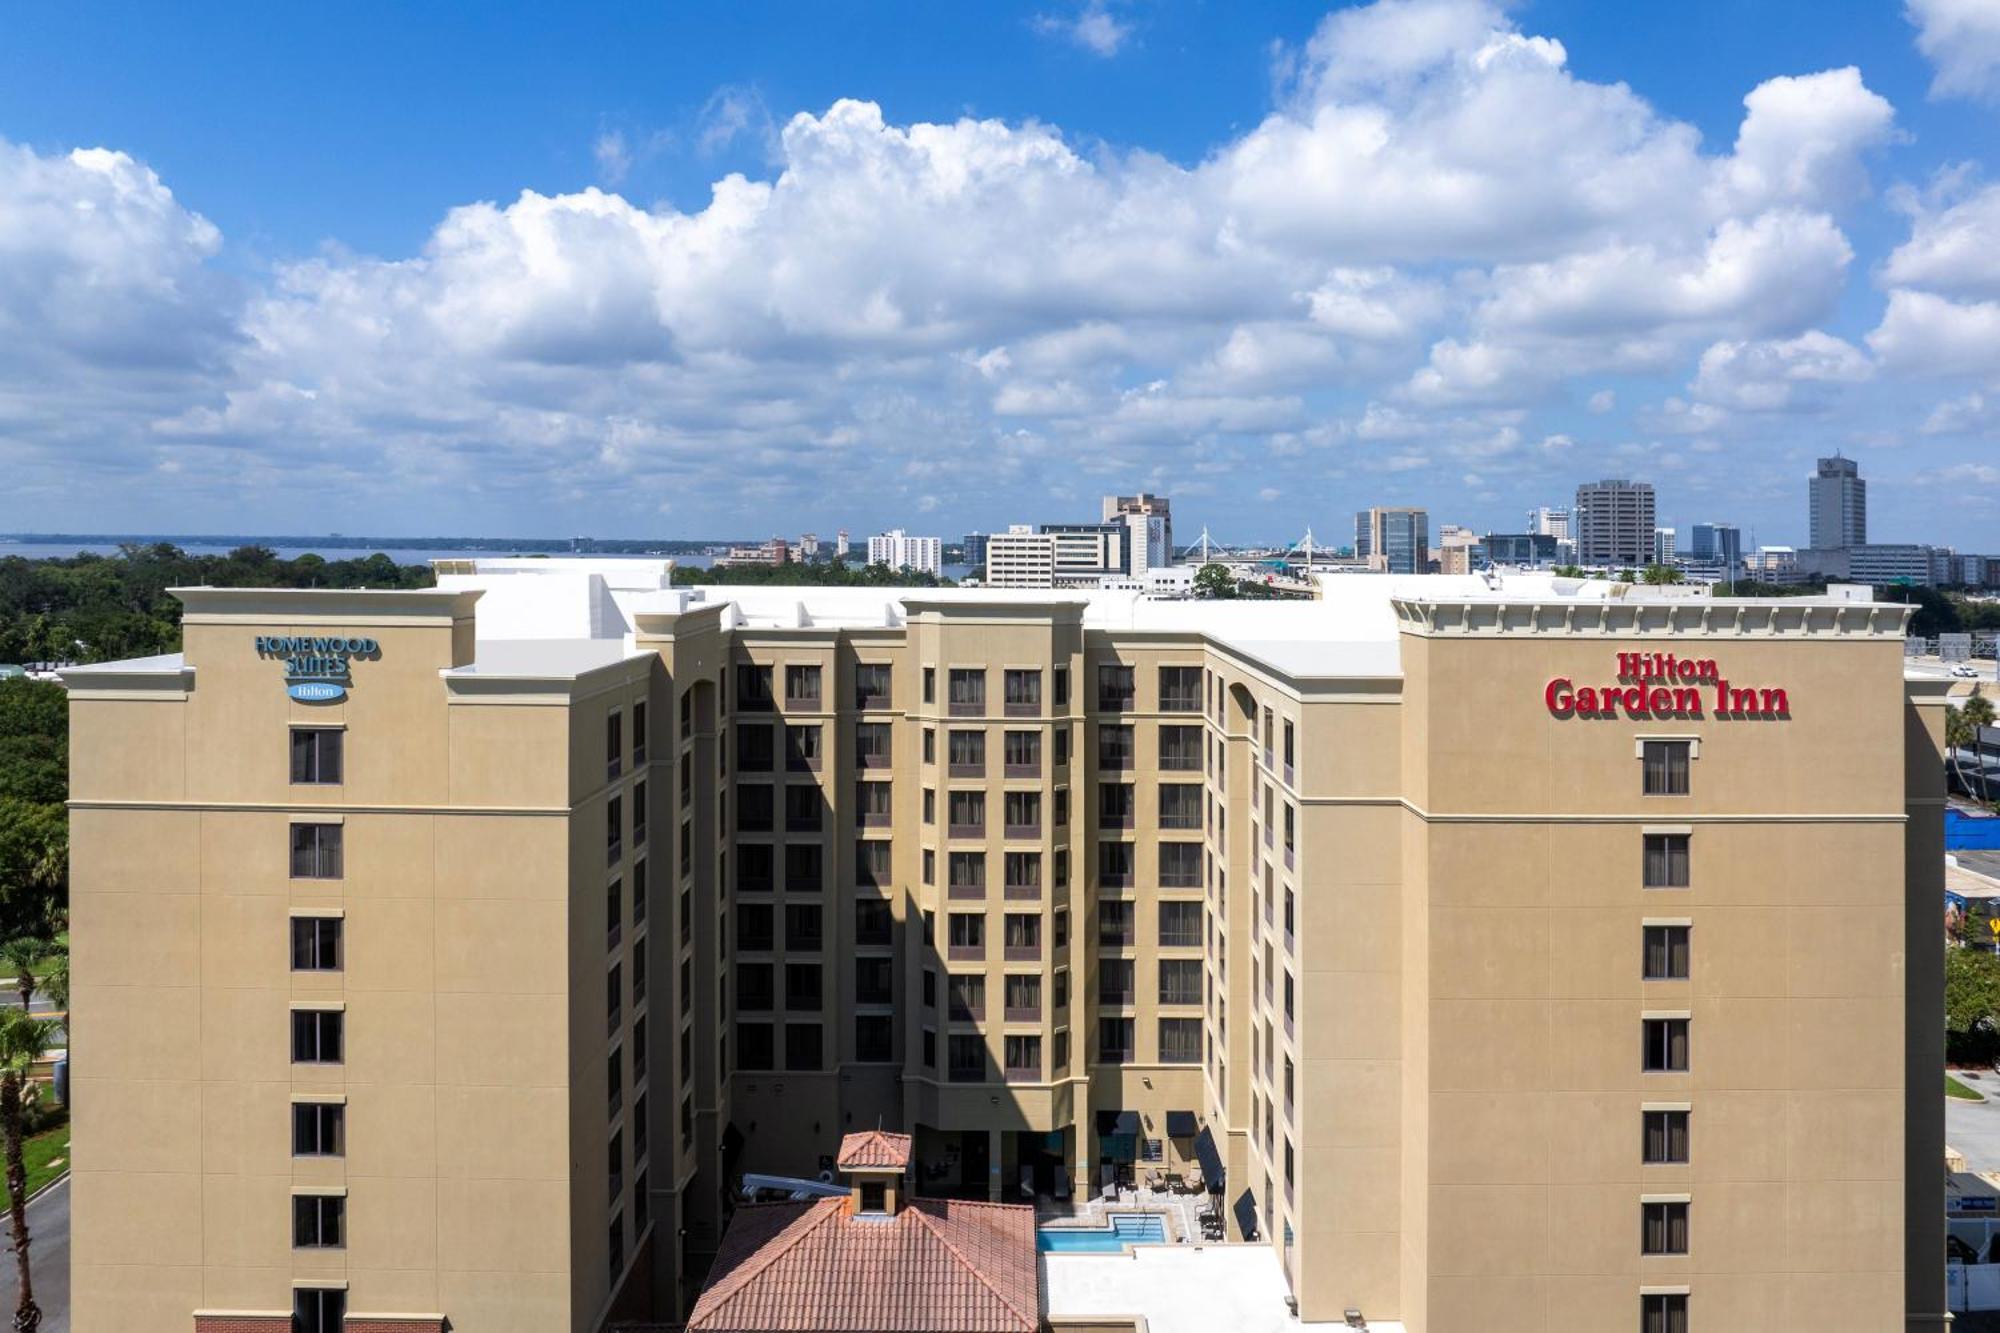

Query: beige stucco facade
left=65, top=573, right=1945, bottom=1332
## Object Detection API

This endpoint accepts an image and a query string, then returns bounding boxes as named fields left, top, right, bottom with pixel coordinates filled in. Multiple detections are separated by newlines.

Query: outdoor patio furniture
left=1143, top=1168, right=1165, bottom=1191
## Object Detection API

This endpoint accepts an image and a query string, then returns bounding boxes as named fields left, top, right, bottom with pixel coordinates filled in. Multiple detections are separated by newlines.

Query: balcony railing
left=1003, top=880, right=1041, bottom=901
left=1100, top=811, right=1134, bottom=830
left=1003, top=762, right=1040, bottom=779
left=950, top=700, right=984, bottom=718
left=859, top=810, right=891, bottom=828
left=949, top=1002, right=985, bottom=1023
left=948, top=822, right=984, bottom=840
left=1004, top=1005, right=1041, bottom=1023
left=1004, top=822, right=1040, bottom=841
left=1004, top=943, right=1041, bottom=962
left=948, top=762, right=984, bottom=780
left=1004, top=700, right=1038, bottom=718
left=948, top=943, right=985, bottom=962
left=1004, top=1064, right=1040, bottom=1083
left=858, top=750, right=890, bottom=770
left=948, top=881, right=985, bottom=900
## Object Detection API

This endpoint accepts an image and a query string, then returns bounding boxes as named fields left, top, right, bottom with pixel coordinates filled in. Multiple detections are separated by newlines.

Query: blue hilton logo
left=255, top=635, right=379, bottom=703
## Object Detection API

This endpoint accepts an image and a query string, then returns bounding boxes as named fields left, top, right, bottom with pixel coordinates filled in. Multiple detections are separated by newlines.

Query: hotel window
left=1053, top=665, right=1070, bottom=707
left=786, top=902, right=823, bottom=951
left=1282, top=720, right=1295, bottom=777
left=633, top=781, right=647, bottom=846
left=948, top=668, right=986, bottom=716
left=776, top=956, right=816, bottom=1008
left=1053, top=968, right=1069, bottom=1009
left=1054, top=788, right=1069, bottom=827
left=609, top=1213, right=625, bottom=1280
left=1098, top=1016, right=1135, bottom=1063
left=608, top=1129, right=624, bottom=1200
left=679, top=888, right=692, bottom=947
left=923, top=848, right=936, bottom=885
left=1003, top=912, right=1041, bottom=960
left=855, top=722, right=892, bottom=769
left=1160, top=724, right=1200, bottom=771
left=607, top=795, right=625, bottom=862
left=948, top=973, right=985, bottom=1021
left=1643, top=1018, right=1690, bottom=1072
left=292, top=1194, right=344, bottom=1249
left=784, top=784, right=822, bottom=833
left=1644, top=1110, right=1691, bottom=1164
left=736, top=785, right=773, bottom=833
left=1160, top=783, right=1201, bottom=829
left=856, top=780, right=893, bottom=827
left=923, top=788, right=936, bottom=825
left=291, top=1102, right=345, bottom=1157
left=1098, top=783, right=1135, bottom=828
left=1004, top=669, right=1041, bottom=716
left=1642, top=1294, right=1689, bottom=1333
left=1004, top=1034, right=1042, bottom=1081
left=948, top=729, right=985, bottom=777
left=1283, top=806, right=1296, bottom=860
left=923, top=666, right=936, bottom=704
left=1641, top=1201, right=1689, bottom=1255
left=1643, top=926, right=1692, bottom=981
left=785, top=843, right=822, bottom=894
left=1003, top=729, right=1042, bottom=776
left=1160, top=842, right=1201, bottom=888
left=1098, top=724, right=1134, bottom=770
left=607, top=964, right=623, bottom=1033
left=948, top=851, right=986, bottom=896
left=1160, top=666, right=1201, bottom=712
left=679, top=690, right=692, bottom=734
left=855, top=663, right=893, bottom=709
left=294, top=1289, right=346, bottom=1333
left=737, top=1021, right=775, bottom=1070
left=289, top=824, right=343, bottom=880
left=1644, top=834, right=1691, bottom=888
left=948, top=912, right=986, bottom=959
left=290, top=728, right=343, bottom=785
left=856, top=839, right=891, bottom=888
left=1054, top=907, right=1068, bottom=948
left=1004, top=792, right=1041, bottom=838
left=855, top=956, right=894, bottom=1005
left=633, top=701, right=648, bottom=764
left=855, top=898, right=892, bottom=946
left=1642, top=740, right=1692, bottom=796
left=1159, top=959, right=1202, bottom=1006
left=291, top=1010, right=343, bottom=1064
left=1098, top=899, right=1135, bottom=947
left=606, top=711, right=624, bottom=779
left=948, top=1034, right=987, bottom=1082
left=737, top=724, right=774, bottom=772
left=785, top=664, right=822, bottom=707
left=948, top=790, right=986, bottom=837
left=1098, top=958, right=1136, bottom=1005
left=738, top=844, right=774, bottom=894
left=786, top=723, right=822, bottom=771
left=923, top=727, right=936, bottom=765
left=1054, top=1030, right=1069, bottom=1069
left=680, top=1094, right=694, bottom=1150
left=1097, top=665, right=1135, bottom=712
left=632, top=859, right=647, bottom=927
left=737, top=664, right=773, bottom=711
left=856, top=1014, right=894, bottom=1063
left=922, top=969, right=937, bottom=1008
left=1005, top=973, right=1041, bottom=1020
left=922, top=1028, right=937, bottom=1069
left=1099, top=842, right=1135, bottom=889
left=785, top=1022, right=823, bottom=1070
left=1004, top=850, right=1041, bottom=895
left=632, top=1016, right=647, bottom=1081
left=1054, top=848, right=1070, bottom=889
left=737, top=902, right=775, bottom=951
left=290, top=917, right=342, bottom=972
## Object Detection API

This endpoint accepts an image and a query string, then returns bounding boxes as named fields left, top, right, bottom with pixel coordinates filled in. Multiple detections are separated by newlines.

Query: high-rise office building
left=984, top=524, right=1126, bottom=587
left=64, top=561, right=1946, bottom=1332
left=835, top=529, right=851, bottom=559
left=1654, top=526, right=1677, bottom=566
left=867, top=529, right=943, bottom=576
left=1689, top=523, right=1744, bottom=575
left=1102, top=495, right=1173, bottom=573
left=1358, top=507, right=1430, bottom=574
left=1354, top=510, right=1373, bottom=561
left=1528, top=506, right=1573, bottom=541
left=1810, top=455, right=1867, bottom=550
left=1574, top=479, right=1657, bottom=568
left=963, top=532, right=990, bottom=573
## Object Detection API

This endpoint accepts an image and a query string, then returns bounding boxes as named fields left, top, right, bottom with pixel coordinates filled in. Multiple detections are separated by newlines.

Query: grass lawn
left=0, top=1122, right=69, bottom=1208
left=1949, top=1073, right=1986, bottom=1101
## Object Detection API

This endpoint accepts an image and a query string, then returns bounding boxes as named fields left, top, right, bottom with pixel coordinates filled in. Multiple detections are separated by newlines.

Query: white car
left=1952, top=664, right=1981, bottom=678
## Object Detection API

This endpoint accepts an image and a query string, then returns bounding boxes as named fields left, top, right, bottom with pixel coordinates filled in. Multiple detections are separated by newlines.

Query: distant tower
left=1809, top=455, right=1866, bottom=550
left=1573, top=480, right=1655, bottom=568
left=835, top=529, right=851, bottom=559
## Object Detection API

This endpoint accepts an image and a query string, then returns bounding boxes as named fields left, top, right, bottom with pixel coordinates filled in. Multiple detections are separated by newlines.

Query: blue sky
left=1, top=0, right=1997, bottom=546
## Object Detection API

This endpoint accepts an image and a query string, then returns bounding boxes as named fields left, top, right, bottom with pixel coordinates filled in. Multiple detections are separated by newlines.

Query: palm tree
left=1967, top=689, right=1998, bottom=804
left=0, top=943, right=41, bottom=1017
left=37, top=941, right=63, bottom=1023
left=0, top=1007, right=54, bottom=1333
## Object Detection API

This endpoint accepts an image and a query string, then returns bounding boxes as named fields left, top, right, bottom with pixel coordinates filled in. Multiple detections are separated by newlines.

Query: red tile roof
left=836, top=1129, right=913, bottom=1171
left=686, top=1196, right=1039, bottom=1332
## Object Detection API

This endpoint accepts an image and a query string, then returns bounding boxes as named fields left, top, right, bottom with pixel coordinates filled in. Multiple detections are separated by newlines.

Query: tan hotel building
left=64, top=561, right=1947, bottom=1332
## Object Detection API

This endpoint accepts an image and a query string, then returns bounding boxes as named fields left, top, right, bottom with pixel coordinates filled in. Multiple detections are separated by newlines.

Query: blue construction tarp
left=1950, top=810, right=2000, bottom=850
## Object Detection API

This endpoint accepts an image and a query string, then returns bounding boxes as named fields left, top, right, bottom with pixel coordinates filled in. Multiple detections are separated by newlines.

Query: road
left=1950, top=1077, right=2000, bottom=1174
left=0, top=1175, right=69, bottom=1332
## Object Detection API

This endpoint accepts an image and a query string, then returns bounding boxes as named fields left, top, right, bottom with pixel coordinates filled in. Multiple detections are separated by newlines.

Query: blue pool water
left=1037, top=1213, right=1168, bottom=1252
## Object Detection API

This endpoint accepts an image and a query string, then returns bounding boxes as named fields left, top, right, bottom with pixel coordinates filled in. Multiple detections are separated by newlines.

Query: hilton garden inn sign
left=1545, top=652, right=1790, bottom=721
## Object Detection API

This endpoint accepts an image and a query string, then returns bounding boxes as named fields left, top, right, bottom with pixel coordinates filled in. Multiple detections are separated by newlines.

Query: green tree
left=1551, top=564, right=1585, bottom=578
left=1948, top=945, right=2000, bottom=1061
left=0, top=940, right=42, bottom=1014
left=1954, top=689, right=1998, bottom=804
left=1192, top=564, right=1239, bottom=600
left=1641, top=564, right=1685, bottom=585
left=0, top=804, right=65, bottom=941
left=0, top=1006, right=54, bottom=1333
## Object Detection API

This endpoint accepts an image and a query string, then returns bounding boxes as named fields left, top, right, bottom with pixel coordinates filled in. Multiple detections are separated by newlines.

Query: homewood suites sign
left=1545, top=652, right=1789, bottom=720
left=255, top=635, right=379, bottom=703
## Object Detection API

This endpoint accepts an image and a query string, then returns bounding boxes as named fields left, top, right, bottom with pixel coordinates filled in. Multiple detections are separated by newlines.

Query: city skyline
left=3, top=2, right=2000, bottom=545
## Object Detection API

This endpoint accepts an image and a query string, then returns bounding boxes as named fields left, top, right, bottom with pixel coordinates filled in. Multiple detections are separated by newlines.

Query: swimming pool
left=1037, top=1213, right=1169, bottom=1252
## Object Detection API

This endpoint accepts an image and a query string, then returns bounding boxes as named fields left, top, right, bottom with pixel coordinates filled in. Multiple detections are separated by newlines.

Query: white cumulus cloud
left=1907, top=0, right=2000, bottom=101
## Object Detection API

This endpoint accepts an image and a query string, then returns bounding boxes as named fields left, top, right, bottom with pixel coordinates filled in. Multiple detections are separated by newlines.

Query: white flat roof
left=1042, top=1244, right=1406, bottom=1333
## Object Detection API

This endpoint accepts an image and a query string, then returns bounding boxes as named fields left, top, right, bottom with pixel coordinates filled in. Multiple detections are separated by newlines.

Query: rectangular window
left=855, top=663, right=893, bottom=709
left=1641, top=1201, right=1689, bottom=1255
left=290, top=729, right=343, bottom=785
left=607, top=794, right=625, bottom=861
left=1644, top=1110, right=1690, bottom=1164
left=294, top=1289, right=346, bottom=1333
left=1098, top=783, right=1135, bottom=828
left=631, top=859, right=647, bottom=927
left=922, top=1028, right=937, bottom=1068
left=855, top=956, right=894, bottom=1005
left=737, top=843, right=774, bottom=894
left=633, top=700, right=648, bottom=765
left=736, top=724, right=775, bottom=772
left=1003, top=850, right=1041, bottom=895
left=737, top=1021, right=775, bottom=1071
left=1158, top=959, right=1202, bottom=1006
left=784, top=784, right=822, bottom=833
left=923, top=665, right=936, bottom=704
left=786, top=902, right=823, bottom=951
left=608, top=1130, right=624, bottom=1201
left=1053, top=666, right=1069, bottom=707
left=291, top=1010, right=344, bottom=1064
left=948, top=972, right=985, bottom=1021
left=1098, top=1016, right=1135, bottom=1063
left=1159, top=665, right=1201, bottom=712
left=785, top=664, right=822, bottom=706
left=1003, top=912, right=1041, bottom=959
left=291, top=1102, right=345, bottom=1157
left=923, top=727, right=936, bottom=765
left=1004, top=972, right=1041, bottom=1020
left=607, top=963, right=622, bottom=1033
left=948, top=911, right=986, bottom=959
left=856, top=838, right=891, bottom=887
left=1097, top=664, right=1135, bottom=712
left=948, top=790, right=986, bottom=838
left=784, top=843, right=822, bottom=893
left=1644, top=834, right=1691, bottom=888
left=1098, top=958, right=1135, bottom=1005
left=1643, top=1018, right=1690, bottom=1072
left=1004, top=1034, right=1042, bottom=1081
left=737, top=664, right=773, bottom=711
left=1097, top=899, right=1135, bottom=947
left=1160, top=842, right=1201, bottom=888
left=289, top=824, right=343, bottom=880
left=1642, top=1293, right=1689, bottom=1333
left=1159, top=783, right=1202, bottom=829
left=948, top=728, right=986, bottom=777
left=292, top=1194, right=345, bottom=1249
left=785, top=961, right=822, bottom=1012
left=1003, top=729, right=1042, bottom=776
left=1003, top=669, right=1042, bottom=716
left=606, top=711, right=624, bottom=779
left=632, top=781, right=647, bottom=846
left=856, top=780, right=893, bottom=827
left=1098, top=724, right=1134, bottom=770
left=785, top=1022, right=823, bottom=1070
left=1643, top=925, right=1691, bottom=981
left=949, top=668, right=987, bottom=716
left=855, top=721, right=893, bottom=768
left=948, top=850, right=986, bottom=896
left=786, top=723, right=823, bottom=771
left=856, top=1014, right=894, bottom=1062
left=737, top=902, right=775, bottom=951
left=1159, top=724, right=1201, bottom=771
left=948, top=1033, right=986, bottom=1082
left=290, top=916, right=343, bottom=972
left=1643, top=740, right=1691, bottom=796
left=855, top=898, right=893, bottom=946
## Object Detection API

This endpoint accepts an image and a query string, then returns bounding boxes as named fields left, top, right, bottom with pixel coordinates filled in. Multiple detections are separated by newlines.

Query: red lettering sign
left=1546, top=653, right=1789, bottom=720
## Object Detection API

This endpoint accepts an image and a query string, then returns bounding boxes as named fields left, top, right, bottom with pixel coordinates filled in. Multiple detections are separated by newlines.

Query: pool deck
left=1042, top=1242, right=1410, bottom=1333
left=1034, top=1183, right=1212, bottom=1241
